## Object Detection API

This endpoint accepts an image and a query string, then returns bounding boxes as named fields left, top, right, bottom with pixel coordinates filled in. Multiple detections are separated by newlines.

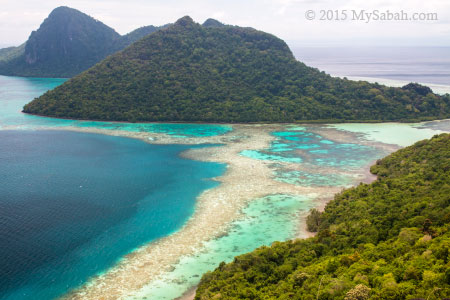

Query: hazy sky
left=0, top=0, right=449, bottom=48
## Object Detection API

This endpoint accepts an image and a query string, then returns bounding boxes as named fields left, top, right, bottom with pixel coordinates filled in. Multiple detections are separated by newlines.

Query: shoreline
left=175, top=286, right=197, bottom=300
left=21, top=109, right=449, bottom=125
left=56, top=123, right=392, bottom=300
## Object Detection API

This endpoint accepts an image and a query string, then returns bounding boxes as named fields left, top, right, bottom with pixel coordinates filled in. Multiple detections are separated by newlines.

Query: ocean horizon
left=292, top=46, right=450, bottom=87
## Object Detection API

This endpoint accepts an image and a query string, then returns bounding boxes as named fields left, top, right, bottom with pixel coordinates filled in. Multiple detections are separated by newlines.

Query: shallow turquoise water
left=128, top=194, right=315, bottom=300
left=129, top=119, right=450, bottom=299
left=275, top=170, right=353, bottom=187
left=240, top=149, right=303, bottom=163
left=241, top=128, right=381, bottom=169
left=240, top=127, right=384, bottom=187
left=0, top=76, right=231, bottom=137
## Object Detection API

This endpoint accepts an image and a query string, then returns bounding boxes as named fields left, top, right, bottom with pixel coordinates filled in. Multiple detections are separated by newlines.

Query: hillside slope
left=195, top=133, right=450, bottom=299
left=23, top=16, right=450, bottom=122
left=0, top=44, right=25, bottom=63
left=0, top=7, right=164, bottom=78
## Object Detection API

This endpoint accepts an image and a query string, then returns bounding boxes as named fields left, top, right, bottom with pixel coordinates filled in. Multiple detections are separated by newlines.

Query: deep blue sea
left=0, top=130, right=224, bottom=300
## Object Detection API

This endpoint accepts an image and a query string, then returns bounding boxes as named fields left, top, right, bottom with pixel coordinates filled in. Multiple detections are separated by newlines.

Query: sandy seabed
left=53, top=124, right=395, bottom=300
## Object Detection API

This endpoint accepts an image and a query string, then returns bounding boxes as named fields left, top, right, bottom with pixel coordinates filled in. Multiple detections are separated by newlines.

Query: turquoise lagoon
left=128, top=194, right=316, bottom=300
left=131, top=121, right=450, bottom=299
left=241, top=129, right=381, bottom=168
left=241, top=127, right=383, bottom=187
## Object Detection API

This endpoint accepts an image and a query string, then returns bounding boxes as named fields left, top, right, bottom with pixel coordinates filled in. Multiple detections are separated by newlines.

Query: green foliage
left=306, top=208, right=322, bottom=232
left=0, top=7, right=164, bottom=78
left=345, top=284, right=371, bottom=300
left=402, top=83, right=433, bottom=97
left=22, top=16, right=450, bottom=122
left=195, top=134, right=450, bottom=299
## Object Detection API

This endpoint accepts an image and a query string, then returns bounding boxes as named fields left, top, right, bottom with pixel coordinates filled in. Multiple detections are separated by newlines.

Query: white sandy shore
left=54, top=124, right=390, bottom=300
left=175, top=287, right=197, bottom=300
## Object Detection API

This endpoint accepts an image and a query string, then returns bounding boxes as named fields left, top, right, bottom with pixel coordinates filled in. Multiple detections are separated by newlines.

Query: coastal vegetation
left=195, top=133, right=450, bottom=299
left=22, top=16, right=450, bottom=122
left=0, top=7, right=164, bottom=78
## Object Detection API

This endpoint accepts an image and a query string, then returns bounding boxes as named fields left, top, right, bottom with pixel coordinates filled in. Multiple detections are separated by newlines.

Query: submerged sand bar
left=59, top=124, right=394, bottom=300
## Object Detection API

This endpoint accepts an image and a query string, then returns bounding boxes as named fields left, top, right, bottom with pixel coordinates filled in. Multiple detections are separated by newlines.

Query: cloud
left=211, top=11, right=226, bottom=20
left=0, top=0, right=449, bottom=47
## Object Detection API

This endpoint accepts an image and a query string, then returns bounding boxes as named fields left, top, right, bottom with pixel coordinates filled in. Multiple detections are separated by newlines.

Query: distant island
left=0, top=7, right=166, bottom=78
left=195, top=133, right=450, bottom=299
left=23, top=16, right=450, bottom=122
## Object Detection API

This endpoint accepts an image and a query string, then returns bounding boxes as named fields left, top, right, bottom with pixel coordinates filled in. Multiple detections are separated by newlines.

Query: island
left=22, top=16, right=450, bottom=123
left=0, top=6, right=166, bottom=78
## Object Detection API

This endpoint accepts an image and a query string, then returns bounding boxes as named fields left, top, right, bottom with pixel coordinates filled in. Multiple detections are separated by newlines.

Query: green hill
left=23, top=16, right=450, bottom=122
left=202, top=18, right=226, bottom=28
left=195, top=133, right=450, bottom=300
left=0, top=7, right=164, bottom=78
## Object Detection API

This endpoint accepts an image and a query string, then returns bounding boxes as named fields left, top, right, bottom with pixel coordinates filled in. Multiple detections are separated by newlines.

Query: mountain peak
left=48, top=6, right=82, bottom=17
left=202, top=18, right=225, bottom=28
left=175, top=16, right=195, bottom=27
left=0, top=6, right=169, bottom=78
left=0, top=6, right=121, bottom=77
left=51, top=6, right=74, bottom=12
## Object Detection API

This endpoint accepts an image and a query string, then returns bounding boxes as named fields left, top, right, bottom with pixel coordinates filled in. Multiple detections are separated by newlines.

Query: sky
left=0, top=0, right=449, bottom=48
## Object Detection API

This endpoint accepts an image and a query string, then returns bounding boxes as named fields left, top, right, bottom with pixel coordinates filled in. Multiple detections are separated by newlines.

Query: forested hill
left=0, top=7, right=165, bottom=78
left=195, top=133, right=450, bottom=299
left=23, top=16, right=450, bottom=122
